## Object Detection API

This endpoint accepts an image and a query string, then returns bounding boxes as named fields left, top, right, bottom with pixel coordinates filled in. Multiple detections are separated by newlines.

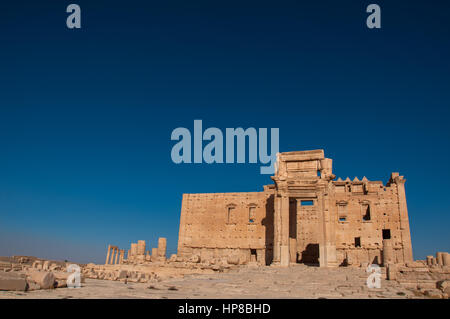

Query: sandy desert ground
left=0, top=264, right=425, bottom=299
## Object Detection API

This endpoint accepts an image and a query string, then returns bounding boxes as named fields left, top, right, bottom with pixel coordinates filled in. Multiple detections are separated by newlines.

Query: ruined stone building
left=104, top=238, right=167, bottom=265
left=177, top=150, right=413, bottom=267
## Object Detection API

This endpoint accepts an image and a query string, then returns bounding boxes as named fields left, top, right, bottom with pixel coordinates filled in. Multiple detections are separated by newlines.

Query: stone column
left=382, top=239, right=394, bottom=265
left=105, top=245, right=111, bottom=265
left=393, top=175, right=413, bottom=263
left=109, top=248, right=115, bottom=265
left=109, top=248, right=114, bottom=264
left=426, top=255, right=434, bottom=266
left=289, top=237, right=297, bottom=263
left=257, top=249, right=266, bottom=266
left=137, top=240, right=146, bottom=256
left=114, top=248, right=119, bottom=264
left=119, top=249, right=125, bottom=264
left=443, top=253, right=450, bottom=266
left=158, top=238, right=167, bottom=258
left=386, top=264, right=397, bottom=280
left=318, top=193, right=328, bottom=267
left=436, top=252, right=444, bottom=266
left=131, top=243, right=138, bottom=257
left=280, top=195, right=290, bottom=267
left=151, top=248, right=158, bottom=261
left=272, top=195, right=281, bottom=264
left=320, top=190, right=338, bottom=267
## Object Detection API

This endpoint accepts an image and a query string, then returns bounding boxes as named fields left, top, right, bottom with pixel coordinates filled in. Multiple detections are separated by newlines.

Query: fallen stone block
left=27, top=281, right=41, bottom=291
left=406, top=261, right=426, bottom=268
left=56, top=270, right=85, bottom=286
left=386, top=264, right=397, bottom=280
left=49, top=263, right=60, bottom=271
left=117, top=270, right=128, bottom=279
left=55, top=280, right=67, bottom=288
left=190, top=255, right=201, bottom=263
left=227, top=255, right=239, bottom=265
left=27, top=270, right=55, bottom=289
left=42, top=261, right=50, bottom=270
left=437, top=280, right=450, bottom=295
left=0, top=272, right=28, bottom=291
left=424, top=289, right=444, bottom=299
left=417, top=282, right=438, bottom=290
left=53, top=271, right=69, bottom=281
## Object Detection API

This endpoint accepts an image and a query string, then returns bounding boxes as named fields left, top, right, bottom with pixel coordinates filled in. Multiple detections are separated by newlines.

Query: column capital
left=394, top=176, right=406, bottom=185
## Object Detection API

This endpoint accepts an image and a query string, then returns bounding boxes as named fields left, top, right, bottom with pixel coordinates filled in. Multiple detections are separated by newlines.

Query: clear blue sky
left=0, top=1, right=449, bottom=264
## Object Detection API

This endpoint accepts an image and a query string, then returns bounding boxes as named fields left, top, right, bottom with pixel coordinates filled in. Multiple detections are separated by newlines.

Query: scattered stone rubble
left=0, top=256, right=84, bottom=292
left=97, top=236, right=240, bottom=285
left=82, top=250, right=238, bottom=284
left=0, top=240, right=241, bottom=293
left=1, top=251, right=449, bottom=299
left=385, top=251, right=450, bottom=299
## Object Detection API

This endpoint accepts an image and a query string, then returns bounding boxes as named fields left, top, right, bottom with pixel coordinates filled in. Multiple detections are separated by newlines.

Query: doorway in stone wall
left=249, top=249, right=257, bottom=263
left=297, top=199, right=320, bottom=265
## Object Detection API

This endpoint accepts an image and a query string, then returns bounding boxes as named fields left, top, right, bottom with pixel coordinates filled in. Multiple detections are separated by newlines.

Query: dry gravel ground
left=0, top=264, right=424, bottom=299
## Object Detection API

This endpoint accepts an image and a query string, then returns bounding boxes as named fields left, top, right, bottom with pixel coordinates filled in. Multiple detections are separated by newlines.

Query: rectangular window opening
left=362, top=204, right=371, bottom=221
left=301, top=200, right=314, bottom=206
left=354, top=237, right=361, bottom=247
left=249, top=206, right=256, bottom=223
left=337, top=203, right=347, bottom=222
left=382, top=229, right=391, bottom=239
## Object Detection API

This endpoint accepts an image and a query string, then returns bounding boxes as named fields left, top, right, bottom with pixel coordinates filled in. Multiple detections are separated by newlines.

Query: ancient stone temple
left=177, top=150, right=413, bottom=267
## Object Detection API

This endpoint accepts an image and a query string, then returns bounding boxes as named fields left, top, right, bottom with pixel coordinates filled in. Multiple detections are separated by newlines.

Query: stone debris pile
left=0, top=256, right=84, bottom=292
left=386, top=251, right=450, bottom=299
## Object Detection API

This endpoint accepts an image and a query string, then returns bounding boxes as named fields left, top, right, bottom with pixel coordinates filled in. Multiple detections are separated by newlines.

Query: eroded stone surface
left=177, top=150, right=414, bottom=268
left=0, top=265, right=430, bottom=299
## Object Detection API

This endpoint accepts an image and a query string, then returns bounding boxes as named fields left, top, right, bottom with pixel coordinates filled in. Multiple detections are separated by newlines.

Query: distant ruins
left=177, top=149, right=414, bottom=268
left=105, top=238, right=167, bottom=265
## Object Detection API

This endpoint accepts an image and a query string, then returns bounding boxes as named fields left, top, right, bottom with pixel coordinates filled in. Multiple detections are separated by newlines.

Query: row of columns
left=128, top=238, right=167, bottom=262
left=426, top=252, right=450, bottom=266
left=105, top=245, right=125, bottom=265
left=106, top=238, right=167, bottom=265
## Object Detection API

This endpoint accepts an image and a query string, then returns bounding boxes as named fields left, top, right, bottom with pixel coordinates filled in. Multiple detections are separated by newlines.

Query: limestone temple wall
left=331, top=175, right=411, bottom=266
left=177, top=191, right=273, bottom=265
left=177, top=150, right=413, bottom=267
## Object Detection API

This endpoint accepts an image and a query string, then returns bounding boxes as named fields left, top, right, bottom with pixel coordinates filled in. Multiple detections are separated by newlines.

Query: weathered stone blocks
left=27, top=270, right=55, bottom=289
left=158, top=238, right=167, bottom=258
left=0, top=272, right=27, bottom=291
